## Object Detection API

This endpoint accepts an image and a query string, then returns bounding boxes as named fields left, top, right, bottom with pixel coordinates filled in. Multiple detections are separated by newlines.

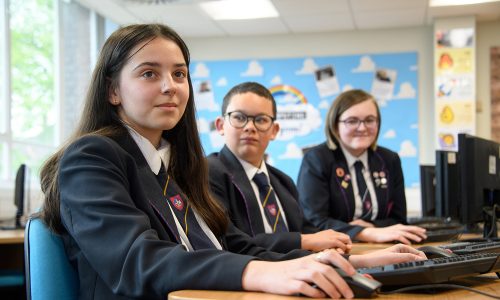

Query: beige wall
left=186, top=20, right=500, bottom=165
left=186, top=20, right=500, bottom=215
left=477, top=21, right=500, bottom=138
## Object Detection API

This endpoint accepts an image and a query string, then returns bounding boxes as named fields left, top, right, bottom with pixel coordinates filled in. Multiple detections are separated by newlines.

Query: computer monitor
left=435, top=151, right=460, bottom=220
left=419, top=165, right=436, bottom=217
left=458, top=134, right=500, bottom=237
left=14, top=164, right=28, bottom=228
left=1, top=164, right=28, bottom=230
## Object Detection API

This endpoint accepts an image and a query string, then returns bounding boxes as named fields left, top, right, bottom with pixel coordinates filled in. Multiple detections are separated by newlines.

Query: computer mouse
left=417, top=245, right=456, bottom=259
left=334, top=268, right=381, bottom=298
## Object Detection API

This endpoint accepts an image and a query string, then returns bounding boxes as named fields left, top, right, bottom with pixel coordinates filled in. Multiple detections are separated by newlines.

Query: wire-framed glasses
left=338, top=116, right=378, bottom=130
left=225, top=111, right=275, bottom=132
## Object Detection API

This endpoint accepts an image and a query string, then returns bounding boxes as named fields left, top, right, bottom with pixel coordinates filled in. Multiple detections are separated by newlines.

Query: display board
left=434, top=18, right=476, bottom=151
left=191, top=52, right=419, bottom=187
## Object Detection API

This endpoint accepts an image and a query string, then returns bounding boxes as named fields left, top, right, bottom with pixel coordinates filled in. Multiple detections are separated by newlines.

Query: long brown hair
left=39, top=24, right=228, bottom=235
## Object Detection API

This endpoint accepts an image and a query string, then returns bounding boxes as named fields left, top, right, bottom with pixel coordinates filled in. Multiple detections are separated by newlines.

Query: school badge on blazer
left=266, top=204, right=277, bottom=216
left=170, top=195, right=184, bottom=211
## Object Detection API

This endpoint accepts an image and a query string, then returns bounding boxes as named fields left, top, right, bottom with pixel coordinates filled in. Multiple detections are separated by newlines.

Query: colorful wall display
left=434, top=26, right=476, bottom=150
left=191, top=52, right=419, bottom=187
left=491, top=46, right=500, bottom=143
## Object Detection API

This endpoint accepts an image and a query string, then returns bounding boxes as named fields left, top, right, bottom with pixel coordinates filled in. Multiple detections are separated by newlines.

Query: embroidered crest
left=170, top=194, right=184, bottom=211
left=266, top=204, right=277, bottom=216
left=336, top=167, right=345, bottom=177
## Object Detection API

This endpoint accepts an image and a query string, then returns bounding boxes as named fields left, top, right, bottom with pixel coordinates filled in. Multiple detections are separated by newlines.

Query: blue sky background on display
left=191, top=52, right=419, bottom=187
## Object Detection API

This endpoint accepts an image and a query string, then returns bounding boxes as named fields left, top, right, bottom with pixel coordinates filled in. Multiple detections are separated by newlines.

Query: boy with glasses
left=207, top=81, right=353, bottom=253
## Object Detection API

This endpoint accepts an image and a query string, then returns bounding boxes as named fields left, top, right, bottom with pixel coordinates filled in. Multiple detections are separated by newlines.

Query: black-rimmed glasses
left=225, top=111, right=275, bottom=132
left=338, top=116, right=378, bottom=130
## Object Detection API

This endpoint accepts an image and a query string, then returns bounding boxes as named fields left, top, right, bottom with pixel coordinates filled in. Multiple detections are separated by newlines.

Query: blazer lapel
left=332, top=148, right=356, bottom=220
left=220, top=146, right=266, bottom=235
left=117, top=133, right=182, bottom=243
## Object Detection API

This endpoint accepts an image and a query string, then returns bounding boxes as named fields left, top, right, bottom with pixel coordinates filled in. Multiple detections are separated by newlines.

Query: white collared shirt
left=339, top=145, right=378, bottom=221
left=236, top=157, right=289, bottom=233
left=126, top=126, right=222, bottom=251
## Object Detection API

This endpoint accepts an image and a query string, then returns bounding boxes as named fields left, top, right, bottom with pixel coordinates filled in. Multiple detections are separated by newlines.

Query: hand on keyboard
left=355, top=224, right=427, bottom=244
left=349, top=244, right=427, bottom=268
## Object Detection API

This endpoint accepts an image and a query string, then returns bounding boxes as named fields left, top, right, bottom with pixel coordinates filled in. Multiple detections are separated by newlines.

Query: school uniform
left=58, top=130, right=307, bottom=300
left=207, top=145, right=318, bottom=253
left=297, top=142, right=407, bottom=239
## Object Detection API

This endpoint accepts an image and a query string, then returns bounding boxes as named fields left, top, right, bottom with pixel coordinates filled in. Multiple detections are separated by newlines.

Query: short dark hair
left=221, top=82, right=277, bottom=117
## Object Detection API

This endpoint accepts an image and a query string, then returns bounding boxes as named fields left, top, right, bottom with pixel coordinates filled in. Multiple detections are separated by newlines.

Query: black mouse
left=417, top=245, right=457, bottom=259
left=334, top=268, right=381, bottom=298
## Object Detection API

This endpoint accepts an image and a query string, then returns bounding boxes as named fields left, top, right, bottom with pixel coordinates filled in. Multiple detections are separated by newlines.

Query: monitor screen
left=458, top=134, right=500, bottom=236
left=1, top=164, right=28, bottom=230
left=13, top=164, right=27, bottom=228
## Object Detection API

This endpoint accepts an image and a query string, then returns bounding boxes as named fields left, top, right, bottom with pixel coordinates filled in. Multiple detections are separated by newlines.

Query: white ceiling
left=76, top=0, right=500, bottom=37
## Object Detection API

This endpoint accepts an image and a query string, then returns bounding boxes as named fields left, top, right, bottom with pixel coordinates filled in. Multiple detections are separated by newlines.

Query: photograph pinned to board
left=193, top=80, right=218, bottom=112
left=315, top=65, right=340, bottom=98
left=371, top=68, right=397, bottom=100
left=435, top=28, right=474, bottom=49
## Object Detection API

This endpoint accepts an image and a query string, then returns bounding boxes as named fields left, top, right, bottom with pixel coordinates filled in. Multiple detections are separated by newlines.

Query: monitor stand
left=0, top=217, right=24, bottom=230
left=483, top=205, right=499, bottom=238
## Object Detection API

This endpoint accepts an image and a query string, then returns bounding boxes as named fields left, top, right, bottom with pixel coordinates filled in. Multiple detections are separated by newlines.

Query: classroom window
left=1, top=0, right=114, bottom=187
left=10, top=0, right=56, bottom=145
left=7, top=0, right=56, bottom=180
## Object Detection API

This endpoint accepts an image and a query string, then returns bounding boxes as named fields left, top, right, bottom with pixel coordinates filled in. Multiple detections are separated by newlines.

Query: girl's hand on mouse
left=348, top=244, right=427, bottom=268
left=241, top=250, right=356, bottom=298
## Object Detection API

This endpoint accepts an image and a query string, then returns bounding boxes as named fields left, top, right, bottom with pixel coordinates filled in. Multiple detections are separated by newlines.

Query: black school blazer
left=207, top=145, right=318, bottom=253
left=58, top=132, right=306, bottom=300
left=297, top=142, right=407, bottom=239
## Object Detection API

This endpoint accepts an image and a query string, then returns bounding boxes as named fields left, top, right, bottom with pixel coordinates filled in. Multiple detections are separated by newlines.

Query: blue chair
left=24, top=217, right=79, bottom=300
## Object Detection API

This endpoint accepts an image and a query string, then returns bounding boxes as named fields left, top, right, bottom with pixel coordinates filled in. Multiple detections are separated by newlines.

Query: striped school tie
left=252, top=172, right=288, bottom=232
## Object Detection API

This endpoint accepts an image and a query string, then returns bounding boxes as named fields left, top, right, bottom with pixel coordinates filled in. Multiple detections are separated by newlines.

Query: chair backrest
left=24, top=217, right=79, bottom=300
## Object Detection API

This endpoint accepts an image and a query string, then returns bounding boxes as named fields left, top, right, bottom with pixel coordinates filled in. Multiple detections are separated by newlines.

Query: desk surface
left=0, top=229, right=24, bottom=244
left=169, top=234, right=500, bottom=300
left=169, top=275, right=500, bottom=299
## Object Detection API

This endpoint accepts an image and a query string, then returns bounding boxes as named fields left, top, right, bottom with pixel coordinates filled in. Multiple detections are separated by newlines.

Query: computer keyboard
left=407, top=216, right=452, bottom=226
left=407, top=217, right=464, bottom=242
left=441, top=241, right=500, bottom=255
left=357, top=253, right=500, bottom=286
left=423, top=228, right=463, bottom=242
left=408, top=216, right=463, bottom=230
